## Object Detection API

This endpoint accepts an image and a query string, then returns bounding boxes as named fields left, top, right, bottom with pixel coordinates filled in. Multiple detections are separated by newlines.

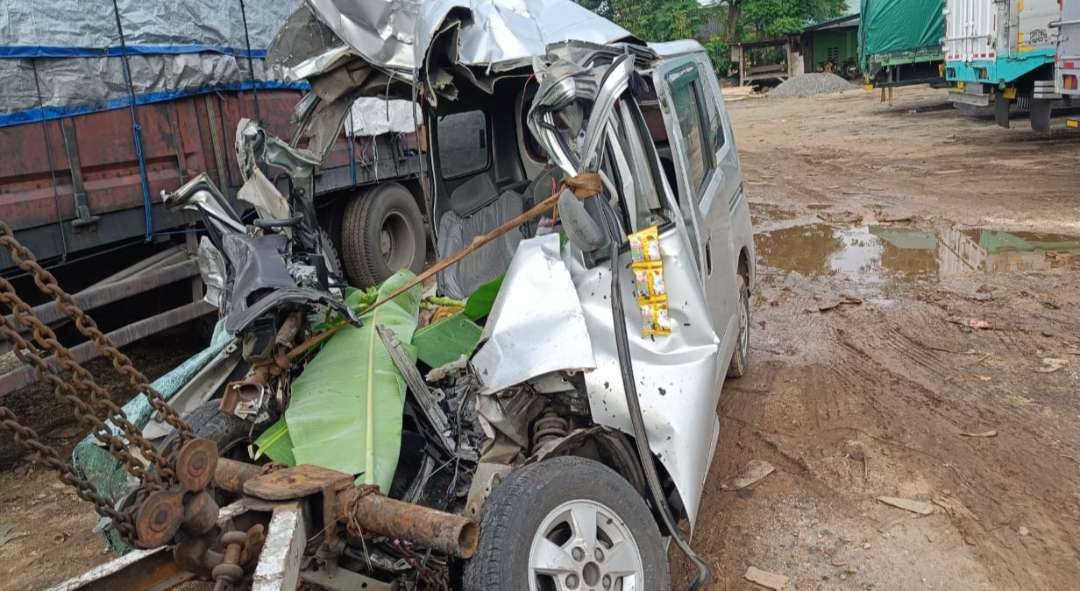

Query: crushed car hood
left=276, top=0, right=638, bottom=103
left=304, top=0, right=634, bottom=76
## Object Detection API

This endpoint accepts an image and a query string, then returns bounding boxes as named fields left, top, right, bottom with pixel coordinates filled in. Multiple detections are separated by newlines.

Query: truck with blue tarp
left=0, top=1, right=425, bottom=395
left=943, top=0, right=1061, bottom=131
left=859, top=0, right=947, bottom=88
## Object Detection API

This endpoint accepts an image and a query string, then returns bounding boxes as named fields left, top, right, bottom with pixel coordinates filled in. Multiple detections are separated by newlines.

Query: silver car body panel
left=471, top=233, right=596, bottom=395
left=302, top=0, right=633, bottom=80
left=563, top=237, right=721, bottom=525
left=524, top=51, right=722, bottom=524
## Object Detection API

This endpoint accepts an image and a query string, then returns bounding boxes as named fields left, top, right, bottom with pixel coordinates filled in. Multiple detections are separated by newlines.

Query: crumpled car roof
left=303, top=0, right=636, bottom=79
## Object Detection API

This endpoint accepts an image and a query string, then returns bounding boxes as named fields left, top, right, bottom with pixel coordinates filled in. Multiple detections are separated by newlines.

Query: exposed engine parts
left=532, top=409, right=570, bottom=449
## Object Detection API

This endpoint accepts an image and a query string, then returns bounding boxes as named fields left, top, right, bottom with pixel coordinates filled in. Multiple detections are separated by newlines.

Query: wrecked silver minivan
left=71, top=1, right=755, bottom=589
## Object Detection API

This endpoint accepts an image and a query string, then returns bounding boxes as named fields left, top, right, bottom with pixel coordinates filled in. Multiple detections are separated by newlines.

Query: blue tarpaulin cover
left=0, top=0, right=304, bottom=126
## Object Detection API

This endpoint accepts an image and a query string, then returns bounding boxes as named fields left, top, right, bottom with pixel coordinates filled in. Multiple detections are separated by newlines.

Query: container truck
left=1054, top=0, right=1080, bottom=104
left=944, top=0, right=1061, bottom=131
left=860, top=0, right=947, bottom=88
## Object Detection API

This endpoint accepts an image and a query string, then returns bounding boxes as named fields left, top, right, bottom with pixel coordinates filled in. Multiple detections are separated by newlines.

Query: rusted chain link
left=0, top=221, right=192, bottom=440
left=0, top=285, right=174, bottom=482
left=0, top=406, right=137, bottom=541
left=0, top=312, right=164, bottom=484
left=395, top=540, right=450, bottom=591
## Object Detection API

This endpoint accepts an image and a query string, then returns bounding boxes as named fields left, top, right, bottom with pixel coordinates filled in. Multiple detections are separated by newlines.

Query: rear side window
left=668, top=69, right=713, bottom=198
left=696, top=64, right=726, bottom=153
left=437, top=110, right=489, bottom=178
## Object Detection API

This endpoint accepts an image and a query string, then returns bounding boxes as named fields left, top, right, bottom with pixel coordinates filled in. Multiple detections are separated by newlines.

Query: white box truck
left=1054, top=0, right=1080, bottom=103
left=944, top=0, right=1061, bottom=131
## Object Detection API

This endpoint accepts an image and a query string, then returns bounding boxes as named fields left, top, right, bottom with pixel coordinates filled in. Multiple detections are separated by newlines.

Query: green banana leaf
left=412, top=312, right=483, bottom=368
left=463, top=275, right=503, bottom=321
left=252, top=417, right=295, bottom=466
left=260, top=270, right=421, bottom=493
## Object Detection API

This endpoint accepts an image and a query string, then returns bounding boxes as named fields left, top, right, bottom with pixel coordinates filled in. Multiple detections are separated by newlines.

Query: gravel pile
left=769, top=73, right=854, bottom=98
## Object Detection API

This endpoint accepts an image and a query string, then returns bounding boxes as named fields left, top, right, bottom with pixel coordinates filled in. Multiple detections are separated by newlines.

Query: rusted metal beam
left=241, top=463, right=480, bottom=560
left=3, top=259, right=198, bottom=329
left=0, top=300, right=214, bottom=398
left=341, top=489, right=480, bottom=559
left=47, top=546, right=184, bottom=591
left=214, top=457, right=265, bottom=494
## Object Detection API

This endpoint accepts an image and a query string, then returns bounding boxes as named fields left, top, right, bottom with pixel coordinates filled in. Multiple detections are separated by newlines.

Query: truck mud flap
left=1029, top=99, right=1052, bottom=134
left=994, top=95, right=1011, bottom=129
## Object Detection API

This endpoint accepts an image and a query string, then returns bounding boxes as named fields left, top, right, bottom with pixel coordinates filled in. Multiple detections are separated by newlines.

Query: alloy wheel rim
left=527, top=499, right=644, bottom=591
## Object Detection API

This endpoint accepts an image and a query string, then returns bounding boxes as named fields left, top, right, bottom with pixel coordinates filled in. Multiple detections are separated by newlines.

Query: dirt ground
left=670, top=85, right=1080, bottom=590
left=0, top=332, right=201, bottom=591
left=3, top=84, right=1080, bottom=590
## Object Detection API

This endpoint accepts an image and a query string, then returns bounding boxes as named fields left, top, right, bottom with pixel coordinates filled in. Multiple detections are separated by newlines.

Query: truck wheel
left=727, top=273, right=750, bottom=378
left=340, top=183, right=425, bottom=287
left=463, top=456, right=669, bottom=591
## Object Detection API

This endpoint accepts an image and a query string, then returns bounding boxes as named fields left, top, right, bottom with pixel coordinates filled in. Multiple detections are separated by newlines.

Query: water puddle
left=757, top=224, right=1080, bottom=283
left=750, top=203, right=799, bottom=225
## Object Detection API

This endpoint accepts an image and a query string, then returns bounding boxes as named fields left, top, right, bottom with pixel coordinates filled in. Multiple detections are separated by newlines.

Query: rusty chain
left=395, top=540, right=450, bottom=591
left=0, top=407, right=137, bottom=540
left=0, top=222, right=200, bottom=544
left=0, top=284, right=174, bottom=483
left=0, top=221, right=193, bottom=441
left=0, top=311, right=164, bottom=485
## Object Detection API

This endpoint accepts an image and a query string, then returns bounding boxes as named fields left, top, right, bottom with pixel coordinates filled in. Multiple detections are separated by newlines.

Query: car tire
left=727, top=272, right=750, bottom=378
left=463, top=456, right=669, bottom=591
left=163, top=401, right=252, bottom=461
left=340, top=183, right=425, bottom=287
left=159, top=401, right=255, bottom=505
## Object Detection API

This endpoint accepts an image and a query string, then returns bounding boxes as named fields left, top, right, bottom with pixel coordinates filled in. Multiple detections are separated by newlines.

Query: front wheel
left=463, top=456, right=669, bottom=590
left=727, top=273, right=750, bottom=378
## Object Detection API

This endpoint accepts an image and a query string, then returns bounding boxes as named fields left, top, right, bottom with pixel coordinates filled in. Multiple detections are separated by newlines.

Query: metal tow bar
left=0, top=220, right=220, bottom=549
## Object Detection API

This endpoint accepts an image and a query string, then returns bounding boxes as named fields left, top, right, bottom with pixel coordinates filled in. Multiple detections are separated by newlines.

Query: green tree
left=579, top=0, right=845, bottom=44
left=704, top=37, right=732, bottom=76
left=741, top=0, right=845, bottom=38
left=581, top=0, right=717, bottom=42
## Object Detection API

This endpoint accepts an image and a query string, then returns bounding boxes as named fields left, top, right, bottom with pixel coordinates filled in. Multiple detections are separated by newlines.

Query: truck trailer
left=860, top=0, right=947, bottom=88
left=1054, top=0, right=1080, bottom=103
left=944, top=0, right=1061, bottom=131
left=0, top=1, right=425, bottom=399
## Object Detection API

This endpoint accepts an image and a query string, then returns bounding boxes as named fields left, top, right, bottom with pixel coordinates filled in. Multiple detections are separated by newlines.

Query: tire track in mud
left=824, top=291, right=1080, bottom=590
left=688, top=264, right=1080, bottom=589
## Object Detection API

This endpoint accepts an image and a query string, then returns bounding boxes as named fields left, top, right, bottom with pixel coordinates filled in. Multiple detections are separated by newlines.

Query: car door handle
left=704, top=240, right=712, bottom=275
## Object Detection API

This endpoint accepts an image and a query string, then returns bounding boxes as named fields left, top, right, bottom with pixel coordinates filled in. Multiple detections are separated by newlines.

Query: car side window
left=667, top=68, right=714, bottom=200
left=696, top=64, right=725, bottom=154
left=437, top=110, right=489, bottom=179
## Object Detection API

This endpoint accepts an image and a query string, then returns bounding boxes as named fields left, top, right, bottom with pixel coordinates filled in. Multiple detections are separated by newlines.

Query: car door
left=653, top=56, right=741, bottom=358
left=524, top=51, right=724, bottom=522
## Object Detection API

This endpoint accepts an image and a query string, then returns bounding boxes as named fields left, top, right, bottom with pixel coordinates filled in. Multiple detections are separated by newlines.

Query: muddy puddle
left=756, top=224, right=1080, bottom=283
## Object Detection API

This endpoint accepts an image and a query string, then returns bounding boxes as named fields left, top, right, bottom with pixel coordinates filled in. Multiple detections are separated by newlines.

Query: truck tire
left=463, top=456, right=669, bottom=591
left=340, top=183, right=425, bottom=287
